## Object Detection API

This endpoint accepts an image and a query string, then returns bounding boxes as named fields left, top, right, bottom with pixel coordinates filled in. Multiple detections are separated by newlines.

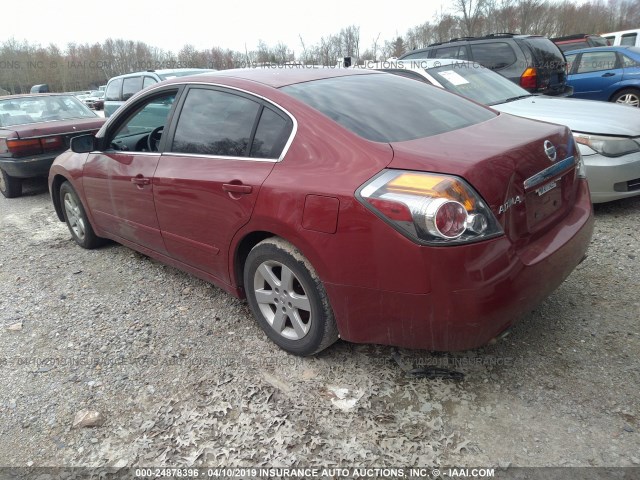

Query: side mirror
left=70, top=134, right=96, bottom=153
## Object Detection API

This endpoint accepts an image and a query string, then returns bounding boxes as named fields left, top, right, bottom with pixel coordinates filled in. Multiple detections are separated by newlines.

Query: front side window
left=470, top=42, right=517, bottom=69
left=621, top=34, right=637, bottom=46
left=576, top=51, right=618, bottom=73
left=172, top=89, right=260, bottom=157
left=109, top=92, right=176, bottom=151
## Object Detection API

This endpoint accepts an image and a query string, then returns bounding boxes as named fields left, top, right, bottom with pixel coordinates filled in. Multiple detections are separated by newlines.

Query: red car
left=49, top=69, right=594, bottom=356
left=0, top=94, right=105, bottom=198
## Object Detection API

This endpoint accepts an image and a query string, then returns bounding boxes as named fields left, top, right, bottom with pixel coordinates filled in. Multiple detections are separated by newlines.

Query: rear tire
left=611, top=88, right=640, bottom=108
left=0, top=168, right=22, bottom=198
left=60, top=181, right=103, bottom=249
left=244, top=237, right=339, bottom=356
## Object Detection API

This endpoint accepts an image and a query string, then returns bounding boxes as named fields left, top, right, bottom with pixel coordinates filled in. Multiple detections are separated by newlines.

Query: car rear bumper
left=0, top=153, right=58, bottom=178
left=584, top=151, right=640, bottom=203
left=325, top=179, right=594, bottom=351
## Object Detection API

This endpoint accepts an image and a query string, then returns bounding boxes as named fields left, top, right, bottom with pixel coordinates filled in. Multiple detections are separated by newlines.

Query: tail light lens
left=41, top=136, right=64, bottom=152
left=2, top=136, right=65, bottom=156
left=520, top=67, right=538, bottom=90
left=357, top=170, right=503, bottom=245
left=6, top=138, right=42, bottom=156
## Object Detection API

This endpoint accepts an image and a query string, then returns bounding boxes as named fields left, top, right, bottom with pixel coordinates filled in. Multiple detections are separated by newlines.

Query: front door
left=83, top=90, right=179, bottom=253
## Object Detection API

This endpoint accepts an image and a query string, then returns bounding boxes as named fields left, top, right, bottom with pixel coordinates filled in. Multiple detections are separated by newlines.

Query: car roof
left=378, top=59, right=473, bottom=68
left=0, top=93, right=75, bottom=101
left=159, top=67, right=383, bottom=88
left=563, top=45, right=636, bottom=55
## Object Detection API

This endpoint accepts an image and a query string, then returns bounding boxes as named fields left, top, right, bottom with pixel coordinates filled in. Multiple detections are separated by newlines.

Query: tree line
left=0, top=0, right=638, bottom=94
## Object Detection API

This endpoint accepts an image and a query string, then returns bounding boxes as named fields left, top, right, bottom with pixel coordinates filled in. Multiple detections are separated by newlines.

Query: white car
left=372, top=59, right=640, bottom=203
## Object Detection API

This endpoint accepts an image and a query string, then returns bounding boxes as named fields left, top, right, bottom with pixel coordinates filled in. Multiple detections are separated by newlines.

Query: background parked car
left=50, top=69, right=593, bottom=356
left=602, top=29, right=640, bottom=48
left=375, top=59, right=640, bottom=203
left=399, top=33, right=571, bottom=95
left=83, top=90, right=105, bottom=109
left=30, top=84, right=50, bottom=93
left=0, top=94, right=105, bottom=198
left=565, top=46, right=640, bottom=107
left=103, top=68, right=215, bottom=117
left=551, top=33, right=609, bottom=52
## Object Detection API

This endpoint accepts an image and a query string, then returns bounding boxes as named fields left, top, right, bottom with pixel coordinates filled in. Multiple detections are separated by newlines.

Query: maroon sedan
left=49, top=69, right=594, bottom=356
left=0, top=94, right=105, bottom=198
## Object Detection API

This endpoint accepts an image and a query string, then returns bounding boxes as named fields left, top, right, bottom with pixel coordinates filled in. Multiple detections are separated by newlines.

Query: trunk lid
left=388, top=113, right=580, bottom=248
left=7, top=117, right=105, bottom=140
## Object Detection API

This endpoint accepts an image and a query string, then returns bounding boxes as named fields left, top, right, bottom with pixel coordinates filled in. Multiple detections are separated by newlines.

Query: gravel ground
left=0, top=178, right=639, bottom=470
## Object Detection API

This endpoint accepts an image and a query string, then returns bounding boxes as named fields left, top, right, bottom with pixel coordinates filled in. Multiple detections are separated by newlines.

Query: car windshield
left=0, top=95, right=96, bottom=127
left=426, top=64, right=532, bottom=106
left=281, top=73, right=495, bottom=143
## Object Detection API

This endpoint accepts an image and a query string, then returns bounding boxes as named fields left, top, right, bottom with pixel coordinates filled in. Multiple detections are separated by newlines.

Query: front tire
left=244, top=237, right=339, bottom=356
left=0, top=168, right=22, bottom=198
left=611, top=88, right=640, bottom=108
left=60, top=181, right=103, bottom=249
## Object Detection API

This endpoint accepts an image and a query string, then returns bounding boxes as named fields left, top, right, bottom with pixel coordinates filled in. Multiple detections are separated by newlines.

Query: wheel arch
left=50, top=174, right=70, bottom=221
left=608, top=85, right=640, bottom=102
left=232, top=230, right=276, bottom=296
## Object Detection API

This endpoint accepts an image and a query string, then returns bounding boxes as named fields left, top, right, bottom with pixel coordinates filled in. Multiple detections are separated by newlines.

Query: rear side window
left=143, top=76, right=157, bottom=89
left=470, top=42, right=516, bottom=69
left=621, top=33, right=637, bottom=46
left=576, top=51, right=618, bottom=73
left=282, top=73, right=495, bottom=143
left=105, top=79, right=122, bottom=101
left=172, top=88, right=260, bottom=157
left=250, top=108, right=292, bottom=159
left=122, top=76, right=142, bottom=101
left=434, top=46, right=468, bottom=60
left=621, top=54, right=639, bottom=68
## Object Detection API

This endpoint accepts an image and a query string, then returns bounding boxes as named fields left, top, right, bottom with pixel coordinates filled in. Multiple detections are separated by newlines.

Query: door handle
left=601, top=72, right=616, bottom=77
left=222, top=183, right=252, bottom=194
left=131, top=176, right=151, bottom=186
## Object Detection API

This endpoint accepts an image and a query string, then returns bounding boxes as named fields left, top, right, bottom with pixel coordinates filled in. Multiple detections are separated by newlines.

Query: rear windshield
left=281, top=73, right=495, bottom=143
left=0, top=95, right=96, bottom=127
left=522, top=37, right=566, bottom=69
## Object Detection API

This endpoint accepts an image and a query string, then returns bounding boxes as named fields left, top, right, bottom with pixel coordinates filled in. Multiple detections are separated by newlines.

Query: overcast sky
left=6, top=0, right=447, bottom=53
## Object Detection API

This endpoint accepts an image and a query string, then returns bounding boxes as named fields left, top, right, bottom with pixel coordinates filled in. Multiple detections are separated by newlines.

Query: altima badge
left=544, top=140, right=557, bottom=162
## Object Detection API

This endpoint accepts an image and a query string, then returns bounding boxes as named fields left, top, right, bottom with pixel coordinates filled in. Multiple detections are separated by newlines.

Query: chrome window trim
left=524, top=156, right=576, bottom=190
left=10, top=129, right=101, bottom=141
left=162, top=151, right=278, bottom=163
left=141, top=81, right=298, bottom=162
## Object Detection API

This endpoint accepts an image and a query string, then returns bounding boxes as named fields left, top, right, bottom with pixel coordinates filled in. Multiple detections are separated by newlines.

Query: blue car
left=565, top=46, right=640, bottom=107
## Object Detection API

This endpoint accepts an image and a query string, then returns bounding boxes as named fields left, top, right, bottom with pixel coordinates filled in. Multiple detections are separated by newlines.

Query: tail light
left=2, top=136, right=64, bottom=156
left=520, top=67, right=538, bottom=90
left=41, top=136, right=64, bottom=152
left=357, top=170, right=503, bottom=246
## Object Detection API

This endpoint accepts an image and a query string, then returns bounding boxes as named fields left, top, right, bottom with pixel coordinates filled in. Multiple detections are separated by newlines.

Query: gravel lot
left=0, top=178, right=639, bottom=470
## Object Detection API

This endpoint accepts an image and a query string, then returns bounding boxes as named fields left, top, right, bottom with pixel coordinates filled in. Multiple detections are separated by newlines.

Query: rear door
left=568, top=50, right=623, bottom=100
left=153, top=86, right=294, bottom=283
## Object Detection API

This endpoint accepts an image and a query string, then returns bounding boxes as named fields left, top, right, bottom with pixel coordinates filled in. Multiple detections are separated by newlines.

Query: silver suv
left=104, top=69, right=214, bottom=117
